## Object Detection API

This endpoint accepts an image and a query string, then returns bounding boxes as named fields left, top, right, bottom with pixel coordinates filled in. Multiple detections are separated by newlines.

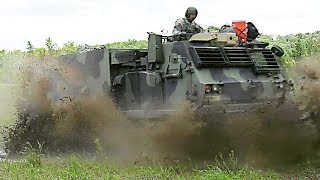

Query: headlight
left=205, top=84, right=212, bottom=93
left=212, top=85, right=219, bottom=92
left=205, top=84, right=222, bottom=94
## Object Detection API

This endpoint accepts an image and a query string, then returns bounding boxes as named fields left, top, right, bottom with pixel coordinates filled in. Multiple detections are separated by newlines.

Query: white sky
left=0, top=0, right=319, bottom=50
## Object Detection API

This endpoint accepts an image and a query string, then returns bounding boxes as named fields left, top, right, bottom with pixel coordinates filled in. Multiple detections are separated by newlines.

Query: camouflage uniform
left=172, top=18, right=203, bottom=35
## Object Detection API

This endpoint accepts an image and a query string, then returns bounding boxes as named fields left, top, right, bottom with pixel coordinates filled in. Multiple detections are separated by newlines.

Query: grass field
left=0, top=156, right=280, bottom=179
left=1, top=153, right=319, bottom=179
left=1, top=140, right=320, bottom=179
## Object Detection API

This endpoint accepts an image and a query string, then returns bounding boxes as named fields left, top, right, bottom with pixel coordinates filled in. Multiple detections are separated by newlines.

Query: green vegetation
left=1, top=143, right=319, bottom=179
left=2, top=149, right=319, bottom=179
left=0, top=38, right=148, bottom=66
left=0, top=160, right=280, bottom=179
left=0, top=31, right=319, bottom=69
left=0, top=145, right=280, bottom=179
left=257, top=31, right=320, bottom=67
left=105, top=39, right=147, bottom=49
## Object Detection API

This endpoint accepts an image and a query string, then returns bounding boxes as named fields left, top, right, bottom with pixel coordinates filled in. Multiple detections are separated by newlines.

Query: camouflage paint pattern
left=55, top=32, right=291, bottom=118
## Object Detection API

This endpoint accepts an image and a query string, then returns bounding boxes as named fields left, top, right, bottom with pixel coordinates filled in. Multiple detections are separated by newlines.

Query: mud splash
left=1, top=53, right=320, bottom=169
left=1, top=55, right=206, bottom=164
left=2, top=55, right=128, bottom=154
left=289, top=54, right=320, bottom=117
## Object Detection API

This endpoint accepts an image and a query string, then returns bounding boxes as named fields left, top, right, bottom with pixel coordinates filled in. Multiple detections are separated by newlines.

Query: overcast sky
left=0, top=0, right=319, bottom=50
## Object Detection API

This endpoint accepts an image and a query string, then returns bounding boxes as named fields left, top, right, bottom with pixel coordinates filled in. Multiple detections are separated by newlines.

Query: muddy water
left=1, top=54, right=320, bottom=168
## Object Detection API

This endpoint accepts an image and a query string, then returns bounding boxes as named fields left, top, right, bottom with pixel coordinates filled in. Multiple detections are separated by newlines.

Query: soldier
left=172, top=7, right=203, bottom=40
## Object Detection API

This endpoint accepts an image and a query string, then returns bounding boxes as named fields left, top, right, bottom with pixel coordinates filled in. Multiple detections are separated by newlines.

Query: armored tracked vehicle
left=59, top=21, right=292, bottom=119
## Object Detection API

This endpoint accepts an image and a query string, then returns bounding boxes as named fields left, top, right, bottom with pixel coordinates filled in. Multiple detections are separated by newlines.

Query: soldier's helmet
left=185, top=7, right=198, bottom=18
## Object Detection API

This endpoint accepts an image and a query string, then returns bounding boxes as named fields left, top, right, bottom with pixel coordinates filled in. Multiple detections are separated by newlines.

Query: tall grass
left=0, top=142, right=282, bottom=179
left=0, top=156, right=281, bottom=179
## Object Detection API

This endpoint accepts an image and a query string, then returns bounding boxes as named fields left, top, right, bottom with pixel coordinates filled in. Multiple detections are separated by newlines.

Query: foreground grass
left=0, top=155, right=280, bottom=180
left=1, top=142, right=319, bottom=179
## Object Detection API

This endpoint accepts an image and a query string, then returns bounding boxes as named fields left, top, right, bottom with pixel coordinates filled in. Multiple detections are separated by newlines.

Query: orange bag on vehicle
left=232, top=20, right=247, bottom=43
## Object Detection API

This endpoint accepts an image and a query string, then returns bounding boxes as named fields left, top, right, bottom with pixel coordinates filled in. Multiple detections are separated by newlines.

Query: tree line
left=0, top=31, right=319, bottom=68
